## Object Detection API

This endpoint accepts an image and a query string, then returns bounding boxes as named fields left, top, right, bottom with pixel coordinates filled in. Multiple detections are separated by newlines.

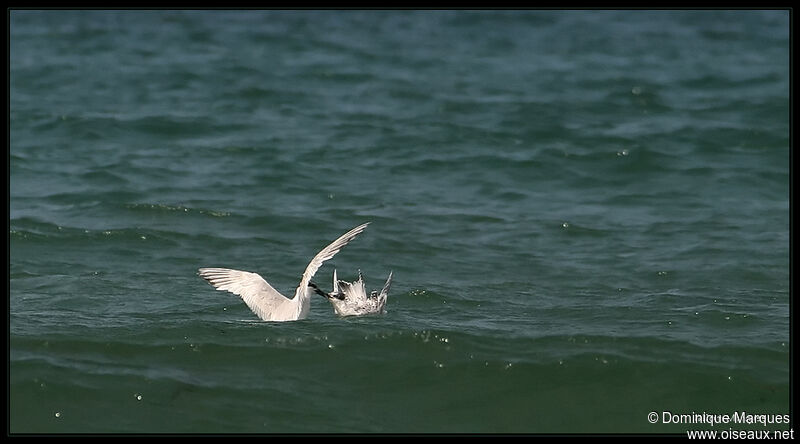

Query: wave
left=10, top=324, right=788, bottom=432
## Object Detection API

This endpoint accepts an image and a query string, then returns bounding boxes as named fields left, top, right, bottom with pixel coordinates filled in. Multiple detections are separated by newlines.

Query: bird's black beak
left=309, top=282, right=345, bottom=300
left=309, top=282, right=331, bottom=299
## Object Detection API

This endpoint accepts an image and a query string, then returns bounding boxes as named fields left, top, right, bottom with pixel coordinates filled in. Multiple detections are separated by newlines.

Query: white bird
left=198, top=222, right=369, bottom=322
left=311, top=269, right=393, bottom=317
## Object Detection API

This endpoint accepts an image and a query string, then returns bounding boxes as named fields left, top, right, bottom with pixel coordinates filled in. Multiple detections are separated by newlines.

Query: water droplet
left=616, top=149, right=629, bottom=156
left=328, top=344, right=335, bottom=349
left=561, top=222, right=569, bottom=229
left=140, top=235, right=147, bottom=240
left=135, top=394, right=142, bottom=401
left=54, top=412, right=61, bottom=418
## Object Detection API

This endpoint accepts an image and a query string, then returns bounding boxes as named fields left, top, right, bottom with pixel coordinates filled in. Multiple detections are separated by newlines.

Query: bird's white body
left=326, top=269, right=393, bottom=317
left=198, top=223, right=369, bottom=322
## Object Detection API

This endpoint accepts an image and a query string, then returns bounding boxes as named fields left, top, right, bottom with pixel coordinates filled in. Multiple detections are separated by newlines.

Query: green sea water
left=9, top=10, right=790, bottom=434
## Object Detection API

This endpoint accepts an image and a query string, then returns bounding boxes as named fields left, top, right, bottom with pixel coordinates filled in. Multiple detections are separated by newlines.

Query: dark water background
left=9, top=10, right=790, bottom=433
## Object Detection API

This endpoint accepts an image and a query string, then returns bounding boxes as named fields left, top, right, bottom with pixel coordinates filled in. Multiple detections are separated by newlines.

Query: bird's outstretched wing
left=379, top=271, right=393, bottom=300
left=198, top=268, right=287, bottom=321
left=294, top=222, right=370, bottom=299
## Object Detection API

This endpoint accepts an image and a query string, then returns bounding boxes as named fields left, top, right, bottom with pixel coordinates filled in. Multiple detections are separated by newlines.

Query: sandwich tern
left=311, top=269, right=393, bottom=317
left=198, top=222, right=369, bottom=322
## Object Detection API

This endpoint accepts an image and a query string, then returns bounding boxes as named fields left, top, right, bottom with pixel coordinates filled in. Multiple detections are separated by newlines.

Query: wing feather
left=198, top=267, right=288, bottom=321
left=294, top=222, right=369, bottom=299
left=379, top=271, right=393, bottom=300
left=338, top=279, right=368, bottom=302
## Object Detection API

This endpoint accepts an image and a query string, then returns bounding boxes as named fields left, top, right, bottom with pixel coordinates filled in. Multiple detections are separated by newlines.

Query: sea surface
left=9, top=10, right=790, bottom=434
